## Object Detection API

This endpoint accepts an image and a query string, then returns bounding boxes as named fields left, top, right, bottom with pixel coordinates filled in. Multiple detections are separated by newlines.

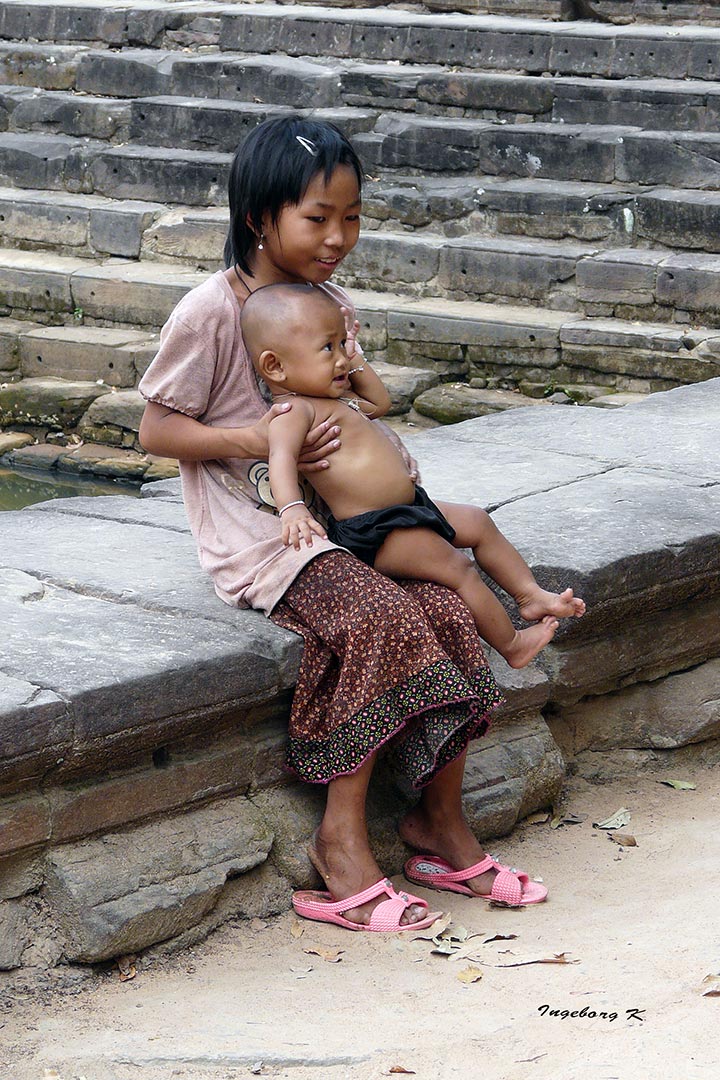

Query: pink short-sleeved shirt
left=139, top=270, right=347, bottom=614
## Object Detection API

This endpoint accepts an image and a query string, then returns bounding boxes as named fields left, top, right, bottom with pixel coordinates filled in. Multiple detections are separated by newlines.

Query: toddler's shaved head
left=241, top=283, right=342, bottom=364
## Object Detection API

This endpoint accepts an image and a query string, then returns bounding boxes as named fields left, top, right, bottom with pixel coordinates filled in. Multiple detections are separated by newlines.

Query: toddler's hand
left=340, top=305, right=361, bottom=362
left=281, top=505, right=327, bottom=550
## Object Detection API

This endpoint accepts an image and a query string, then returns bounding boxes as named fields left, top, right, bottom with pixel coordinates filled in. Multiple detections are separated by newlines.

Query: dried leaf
left=550, top=811, right=587, bottom=829
left=609, top=832, right=637, bottom=847
left=701, top=974, right=720, bottom=996
left=116, top=954, right=137, bottom=982
left=593, top=808, right=631, bottom=830
left=658, top=779, right=697, bottom=791
left=431, top=939, right=457, bottom=956
left=388, top=1068, right=416, bottom=1075
left=457, top=965, right=483, bottom=984
left=304, top=947, right=344, bottom=963
left=413, top=912, right=451, bottom=941
left=486, top=952, right=579, bottom=968
left=290, top=920, right=304, bottom=939
left=483, top=932, right=518, bottom=944
left=524, top=811, right=550, bottom=825
left=249, top=918, right=268, bottom=932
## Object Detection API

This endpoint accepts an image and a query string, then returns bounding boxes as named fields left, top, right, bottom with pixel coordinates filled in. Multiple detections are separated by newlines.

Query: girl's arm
left=139, top=400, right=341, bottom=471
left=267, top=403, right=328, bottom=550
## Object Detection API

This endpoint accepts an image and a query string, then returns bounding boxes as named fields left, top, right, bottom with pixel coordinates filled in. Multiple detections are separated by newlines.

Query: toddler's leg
left=374, top=527, right=558, bottom=669
left=436, top=502, right=586, bottom=622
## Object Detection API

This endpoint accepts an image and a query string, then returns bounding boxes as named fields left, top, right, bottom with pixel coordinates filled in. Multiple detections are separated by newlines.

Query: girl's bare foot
left=398, top=806, right=499, bottom=896
left=308, top=827, right=431, bottom=927
left=502, top=615, right=558, bottom=669
left=517, top=586, right=586, bottom=623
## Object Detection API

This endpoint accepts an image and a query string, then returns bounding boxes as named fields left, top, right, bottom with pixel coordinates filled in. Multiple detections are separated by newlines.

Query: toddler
left=242, top=282, right=585, bottom=669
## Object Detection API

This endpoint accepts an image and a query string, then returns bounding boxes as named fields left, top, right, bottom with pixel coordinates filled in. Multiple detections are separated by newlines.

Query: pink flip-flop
left=292, top=877, right=443, bottom=932
left=404, top=854, right=548, bottom=907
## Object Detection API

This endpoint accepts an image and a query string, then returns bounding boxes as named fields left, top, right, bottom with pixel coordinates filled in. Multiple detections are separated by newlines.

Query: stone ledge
left=2, top=310, right=720, bottom=972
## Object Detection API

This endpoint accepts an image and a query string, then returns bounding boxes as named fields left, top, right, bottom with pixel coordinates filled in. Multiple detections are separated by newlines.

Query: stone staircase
left=3, top=0, right=720, bottom=469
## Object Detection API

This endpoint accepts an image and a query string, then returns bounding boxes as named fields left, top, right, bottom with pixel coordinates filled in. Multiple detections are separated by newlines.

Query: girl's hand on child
left=281, top=506, right=327, bottom=550
left=298, top=420, right=342, bottom=473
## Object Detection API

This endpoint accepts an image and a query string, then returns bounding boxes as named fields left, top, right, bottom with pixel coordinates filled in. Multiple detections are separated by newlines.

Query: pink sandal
left=292, top=877, right=443, bottom=932
left=404, top=854, right=548, bottom=906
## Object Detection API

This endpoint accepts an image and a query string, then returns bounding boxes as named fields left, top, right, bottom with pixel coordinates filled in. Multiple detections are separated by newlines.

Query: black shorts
left=326, top=485, right=456, bottom=567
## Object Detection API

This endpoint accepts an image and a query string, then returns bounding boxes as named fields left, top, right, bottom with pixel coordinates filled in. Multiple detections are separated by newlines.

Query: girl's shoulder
left=170, top=271, right=238, bottom=331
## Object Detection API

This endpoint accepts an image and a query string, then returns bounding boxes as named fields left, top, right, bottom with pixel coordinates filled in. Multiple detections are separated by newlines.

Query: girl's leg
left=398, top=748, right=501, bottom=895
left=436, top=502, right=585, bottom=622
left=310, top=754, right=428, bottom=926
left=374, top=526, right=558, bottom=668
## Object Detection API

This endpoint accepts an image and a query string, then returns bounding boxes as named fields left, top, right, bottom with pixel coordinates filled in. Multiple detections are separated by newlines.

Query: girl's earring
left=257, top=234, right=265, bottom=251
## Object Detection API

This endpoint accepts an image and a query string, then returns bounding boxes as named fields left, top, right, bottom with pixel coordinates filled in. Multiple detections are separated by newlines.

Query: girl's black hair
left=224, top=115, right=364, bottom=274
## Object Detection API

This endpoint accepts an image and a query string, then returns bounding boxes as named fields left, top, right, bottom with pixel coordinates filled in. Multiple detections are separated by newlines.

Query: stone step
left=0, top=186, right=166, bottom=259
left=64, top=47, right=720, bottom=134
left=590, top=2, right=720, bottom=25
left=0, top=85, right=131, bottom=142
left=7, top=120, right=720, bottom=210
left=6, top=179, right=720, bottom=266
left=3, top=2, right=720, bottom=80
left=2, top=249, right=720, bottom=395
left=0, top=41, right=92, bottom=90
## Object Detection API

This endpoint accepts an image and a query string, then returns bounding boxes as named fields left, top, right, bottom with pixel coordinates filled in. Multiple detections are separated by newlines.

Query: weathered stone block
left=475, top=123, right=622, bottom=182
left=548, top=31, right=615, bottom=76
left=377, top=114, right=489, bottom=171
left=0, top=317, right=37, bottom=371
left=128, top=96, right=290, bottom=154
left=362, top=176, right=479, bottom=229
left=70, top=262, right=206, bottom=328
left=141, top=205, right=226, bottom=264
left=0, top=377, right=107, bottom=429
left=0, top=43, right=88, bottom=92
left=414, top=383, right=549, bottom=423
left=576, top=249, right=666, bottom=305
left=0, top=899, right=29, bottom=969
left=542, top=595, right=720, bottom=706
left=76, top=49, right=176, bottom=98
left=345, top=234, right=440, bottom=286
left=475, top=179, right=636, bottom=244
left=78, top=389, right=145, bottom=433
left=0, top=796, right=51, bottom=858
left=88, top=145, right=231, bottom=207
left=553, top=78, right=720, bottom=133
left=371, top=360, right=439, bottom=414
left=635, top=188, right=720, bottom=251
left=341, top=61, right=432, bottom=110
left=550, top=658, right=720, bottom=754
left=8, top=89, right=130, bottom=142
left=0, top=661, right=71, bottom=795
left=88, top=201, right=163, bottom=259
left=463, top=716, right=565, bottom=836
left=655, top=253, right=720, bottom=315
left=0, top=131, right=74, bottom=190
left=223, top=56, right=341, bottom=108
left=440, top=237, right=593, bottom=300
left=19, top=326, right=148, bottom=386
left=617, top=130, right=720, bottom=189
left=0, top=851, right=44, bottom=901
left=419, top=71, right=553, bottom=114
left=0, top=189, right=89, bottom=249
left=46, top=797, right=274, bottom=961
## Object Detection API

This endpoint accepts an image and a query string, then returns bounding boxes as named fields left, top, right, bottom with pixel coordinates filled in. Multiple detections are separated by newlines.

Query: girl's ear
left=258, top=349, right=285, bottom=382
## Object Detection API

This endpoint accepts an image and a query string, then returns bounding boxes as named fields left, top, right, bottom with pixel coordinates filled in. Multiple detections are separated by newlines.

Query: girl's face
left=258, top=165, right=361, bottom=286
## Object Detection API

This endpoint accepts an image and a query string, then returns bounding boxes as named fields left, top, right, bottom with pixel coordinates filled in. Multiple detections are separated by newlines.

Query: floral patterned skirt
left=269, top=551, right=504, bottom=788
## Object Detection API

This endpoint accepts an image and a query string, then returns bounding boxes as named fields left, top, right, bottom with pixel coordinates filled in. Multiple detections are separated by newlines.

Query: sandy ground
left=1, top=768, right=718, bottom=1080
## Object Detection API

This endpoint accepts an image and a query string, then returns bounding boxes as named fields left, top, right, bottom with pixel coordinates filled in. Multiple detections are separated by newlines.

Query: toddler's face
left=278, top=304, right=351, bottom=399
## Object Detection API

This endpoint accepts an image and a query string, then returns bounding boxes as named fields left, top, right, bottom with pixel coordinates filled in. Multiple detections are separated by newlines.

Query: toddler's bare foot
left=502, top=615, right=558, bottom=669
left=308, top=828, right=433, bottom=928
left=517, top=586, right=586, bottom=623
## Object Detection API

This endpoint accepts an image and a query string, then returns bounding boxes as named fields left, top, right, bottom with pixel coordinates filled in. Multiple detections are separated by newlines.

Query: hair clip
left=296, top=135, right=317, bottom=155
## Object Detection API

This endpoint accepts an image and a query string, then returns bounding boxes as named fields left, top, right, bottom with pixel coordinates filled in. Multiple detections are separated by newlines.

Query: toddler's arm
left=267, top=402, right=328, bottom=550
left=341, top=309, right=391, bottom=419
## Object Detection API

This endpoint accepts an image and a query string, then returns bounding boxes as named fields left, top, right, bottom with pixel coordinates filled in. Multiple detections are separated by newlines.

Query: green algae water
left=0, top=465, right=143, bottom=511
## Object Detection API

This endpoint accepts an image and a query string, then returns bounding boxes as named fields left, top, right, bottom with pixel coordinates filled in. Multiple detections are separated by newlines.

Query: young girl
left=138, top=116, right=548, bottom=930
left=242, top=282, right=585, bottom=670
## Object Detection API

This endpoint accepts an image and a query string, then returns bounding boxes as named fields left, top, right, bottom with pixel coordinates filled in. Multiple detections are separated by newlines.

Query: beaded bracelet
left=278, top=500, right=305, bottom=515
left=348, top=364, right=365, bottom=375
